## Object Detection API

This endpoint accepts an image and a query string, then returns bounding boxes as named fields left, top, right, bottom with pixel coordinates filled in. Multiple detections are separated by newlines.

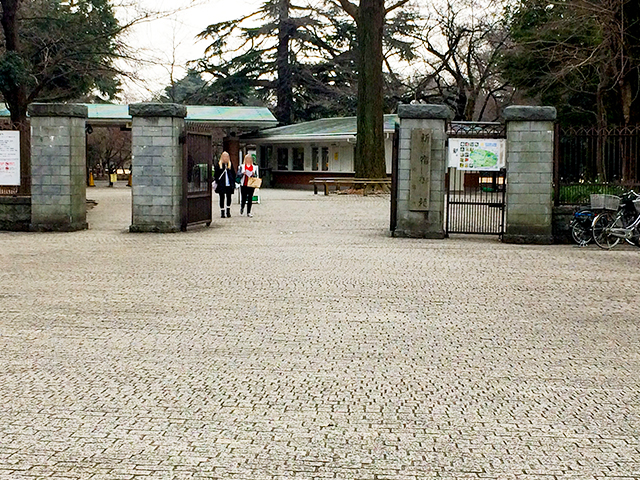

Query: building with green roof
left=244, top=114, right=398, bottom=188
left=1, top=103, right=398, bottom=189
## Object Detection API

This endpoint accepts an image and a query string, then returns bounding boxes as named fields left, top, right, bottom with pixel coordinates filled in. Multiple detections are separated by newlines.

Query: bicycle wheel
left=571, top=222, right=592, bottom=245
left=592, top=212, right=621, bottom=249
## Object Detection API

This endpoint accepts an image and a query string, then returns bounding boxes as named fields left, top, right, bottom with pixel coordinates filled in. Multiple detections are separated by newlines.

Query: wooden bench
left=310, top=178, right=338, bottom=195
left=310, top=177, right=391, bottom=196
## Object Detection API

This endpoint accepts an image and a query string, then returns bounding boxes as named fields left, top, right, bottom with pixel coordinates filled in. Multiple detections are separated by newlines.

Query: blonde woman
left=213, top=151, right=236, bottom=218
left=238, top=154, right=259, bottom=217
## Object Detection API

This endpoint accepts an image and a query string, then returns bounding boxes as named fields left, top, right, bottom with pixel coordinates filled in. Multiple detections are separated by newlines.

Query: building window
left=277, top=148, right=289, bottom=170
left=311, top=147, right=319, bottom=171
left=292, top=147, right=304, bottom=171
left=260, top=145, right=273, bottom=169
left=321, top=147, right=329, bottom=171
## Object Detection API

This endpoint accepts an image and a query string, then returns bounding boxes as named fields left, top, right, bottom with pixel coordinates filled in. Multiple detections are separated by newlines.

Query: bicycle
left=569, top=193, right=618, bottom=246
left=591, top=190, right=640, bottom=249
left=569, top=208, right=596, bottom=246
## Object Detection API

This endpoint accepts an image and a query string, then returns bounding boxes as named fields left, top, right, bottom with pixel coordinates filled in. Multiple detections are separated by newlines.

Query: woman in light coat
left=238, top=154, right=259, bottom=217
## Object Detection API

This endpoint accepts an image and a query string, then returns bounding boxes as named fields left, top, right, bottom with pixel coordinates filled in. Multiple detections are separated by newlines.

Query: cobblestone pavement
left=1, top=186, right=640, bottom=480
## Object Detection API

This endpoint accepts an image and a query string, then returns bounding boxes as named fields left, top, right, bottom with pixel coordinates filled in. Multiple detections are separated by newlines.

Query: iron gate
left=181, top=127, right=213, bottom=231
left=445, top=122, right=506, bottom=236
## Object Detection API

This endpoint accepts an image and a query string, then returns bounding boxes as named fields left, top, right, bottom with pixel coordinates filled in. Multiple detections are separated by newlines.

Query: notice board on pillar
left=0, top=131, right=20, bottom=186
left=409, top=129, right=431, bottom=211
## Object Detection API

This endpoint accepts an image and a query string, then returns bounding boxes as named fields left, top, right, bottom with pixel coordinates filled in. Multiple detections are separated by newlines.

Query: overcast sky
left=117, top=0, right=263, bottom=102
left=116, top=0, right=438, bottom=102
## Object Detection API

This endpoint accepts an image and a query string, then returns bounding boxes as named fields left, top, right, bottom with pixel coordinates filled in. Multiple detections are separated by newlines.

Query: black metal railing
left=555, top=124, right=640, bottom=205
left=446, top=168, right=506, bottom=236
left=447, top=122, right=506, bottom=139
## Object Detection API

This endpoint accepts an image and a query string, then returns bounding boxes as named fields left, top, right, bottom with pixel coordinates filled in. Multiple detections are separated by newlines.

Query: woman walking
left=214, top=151, right=236, bottom=218
left=238, top=154, right=259, bottom=217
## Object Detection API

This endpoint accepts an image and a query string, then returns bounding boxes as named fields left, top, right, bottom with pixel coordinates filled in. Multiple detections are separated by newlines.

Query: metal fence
left=554, top=124, right=640, bottom=205
left=445, top=122, right=507, bottom=236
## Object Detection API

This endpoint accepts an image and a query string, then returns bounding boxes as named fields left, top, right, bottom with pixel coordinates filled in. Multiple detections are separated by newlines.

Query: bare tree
left=0, top=0, right=189, bottom=194
left=504, top=0, right=640, bottom=178
left=410, top=0, right=511, bottom=121
left=87, top=126, right=131, bottom=179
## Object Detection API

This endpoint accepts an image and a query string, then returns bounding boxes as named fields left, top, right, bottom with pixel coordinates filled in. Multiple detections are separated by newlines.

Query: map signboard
left=0, top=131, right=20, bottom=186
left=448, top=138, right=505, bottom=171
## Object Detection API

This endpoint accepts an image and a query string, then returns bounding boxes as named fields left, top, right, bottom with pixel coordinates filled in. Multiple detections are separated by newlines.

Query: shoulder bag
left=247, top=176, right=262, bottom=188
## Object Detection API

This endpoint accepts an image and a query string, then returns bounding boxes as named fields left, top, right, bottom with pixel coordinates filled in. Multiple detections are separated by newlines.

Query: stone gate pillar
left=503, top=106, right=557, bottom=244
left=29, top=103, right=88, bottom=232
left=129, top=103, right=187, bottom=233
left=393, top=104, right=453, bottom=238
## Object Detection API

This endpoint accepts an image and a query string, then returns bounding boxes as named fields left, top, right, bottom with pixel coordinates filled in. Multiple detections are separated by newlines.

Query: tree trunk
left=354, top=0, right=386, bottom=179
left=464, top=89, right=477, bottom=121
left=1, top=0, right=30, bottom=195
left=454, top=87, right=466, bottom=121
left=275, top=0, right=294, bottom=125
left=620, top=78, right=633, bottom=181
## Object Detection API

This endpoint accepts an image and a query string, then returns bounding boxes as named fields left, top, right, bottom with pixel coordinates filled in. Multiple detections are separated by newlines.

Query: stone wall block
left=508, top=202, right=552, bottom=216
left=393, top=104, right=448, bottom=238
left=399, top=138, right=411, bottom=150
left=0, top=197, right=31, bottom=231
left=133, top=194, right=154, bottom=206
left=504, top=107, right=556, bottom=244
left=29, top=105, right=87, bottom=231
left=152, top=176, right=174, bottom=187
left=130, top=103, right=186, bottom=232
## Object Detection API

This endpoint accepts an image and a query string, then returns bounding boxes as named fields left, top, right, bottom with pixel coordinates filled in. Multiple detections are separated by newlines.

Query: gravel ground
left=1, top=186, right=639, bottom=479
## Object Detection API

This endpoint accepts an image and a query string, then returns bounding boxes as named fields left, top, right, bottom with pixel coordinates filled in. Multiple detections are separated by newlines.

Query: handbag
left=247, top=177, right=262, bottom=188
left=213, top=169, right=227, bottom=191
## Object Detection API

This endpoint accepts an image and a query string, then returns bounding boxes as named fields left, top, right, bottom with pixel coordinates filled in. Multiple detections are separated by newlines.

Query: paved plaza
left=1, top=186, right=639, bottom=479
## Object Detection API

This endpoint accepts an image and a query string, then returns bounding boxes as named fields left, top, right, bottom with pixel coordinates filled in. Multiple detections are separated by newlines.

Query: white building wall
left=385, top=137, right=393, bottom=174
left=254, top=136, right=395, bottom=174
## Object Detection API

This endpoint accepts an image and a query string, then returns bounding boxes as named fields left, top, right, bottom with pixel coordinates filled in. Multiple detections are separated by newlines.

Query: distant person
left=238, top=154, right=259, bottom=217
left=214, top=151, right=236, bottom=218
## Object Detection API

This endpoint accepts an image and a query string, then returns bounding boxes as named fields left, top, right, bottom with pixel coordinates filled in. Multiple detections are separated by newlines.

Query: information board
left=0, top=131, right=20, bottom=186
left=448, top=138, right=505, bottom=171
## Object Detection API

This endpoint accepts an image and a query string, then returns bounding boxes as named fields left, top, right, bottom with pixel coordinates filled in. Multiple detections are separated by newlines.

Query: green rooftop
left=248, top=114, right=399, bottom=140
left=1, top=103, right=278, bottom=127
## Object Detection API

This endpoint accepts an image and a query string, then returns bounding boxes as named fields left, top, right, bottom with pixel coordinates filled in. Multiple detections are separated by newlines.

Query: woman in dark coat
left=213, top=151, right=236, bottom=218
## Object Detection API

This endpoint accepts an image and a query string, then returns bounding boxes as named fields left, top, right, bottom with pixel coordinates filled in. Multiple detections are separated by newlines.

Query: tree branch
left=336, top=0, right=358, bottom=20
left=385, top=0, right=410, bottom=15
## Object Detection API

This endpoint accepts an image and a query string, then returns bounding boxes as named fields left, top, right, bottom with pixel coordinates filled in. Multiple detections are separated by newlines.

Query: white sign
left=0, top=131, right=20, bottom=186
left=448, top=138, right=505, bottom=171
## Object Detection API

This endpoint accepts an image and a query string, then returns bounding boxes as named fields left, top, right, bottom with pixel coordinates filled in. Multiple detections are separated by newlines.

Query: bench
left=310, top=178, right=338, bottom=195
left=310, top=177, right=391, bottom=196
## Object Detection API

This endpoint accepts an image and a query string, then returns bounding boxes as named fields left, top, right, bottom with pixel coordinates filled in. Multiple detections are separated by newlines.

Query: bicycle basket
left=590, top=194, right=620, bottom=211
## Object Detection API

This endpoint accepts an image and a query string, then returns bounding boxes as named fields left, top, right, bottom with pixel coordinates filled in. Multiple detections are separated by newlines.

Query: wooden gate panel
left=182, top=129, right=213, bottom=230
